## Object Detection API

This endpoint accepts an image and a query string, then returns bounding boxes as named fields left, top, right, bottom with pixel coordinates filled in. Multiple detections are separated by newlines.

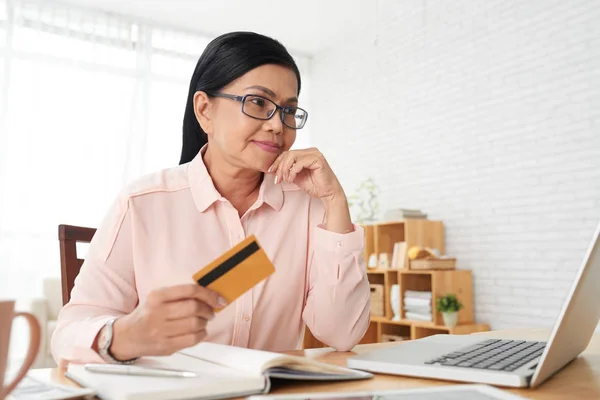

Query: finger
left=165, top=316, right=208, bottom=337
left=151, top=284, right=202, bottom=303
left=278, top=153, right=299, bottom=183
left=165, top=299, right=215, bottom=321
left=151, top=284, right=226, bottom=309
left=267, top=151, right=287, bottom=174
left=192, top=286, right=228, bottom=309
left=273, top=153, right=292, bottom=184
left=288, top=156, right=319, bottom=183
left=287, top=160, right=306, bottom=183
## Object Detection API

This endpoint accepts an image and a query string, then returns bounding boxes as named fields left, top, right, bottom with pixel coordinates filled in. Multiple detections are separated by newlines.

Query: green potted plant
left=436, top=294, right=463, bottom=328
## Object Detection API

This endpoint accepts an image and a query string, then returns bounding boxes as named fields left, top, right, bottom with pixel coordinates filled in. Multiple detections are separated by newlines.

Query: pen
left=84, top=363, right=198, bottom=378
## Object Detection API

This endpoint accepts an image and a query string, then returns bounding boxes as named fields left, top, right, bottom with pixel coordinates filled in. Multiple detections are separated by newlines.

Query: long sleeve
left=51, top=193, right=138, bottom=368
left=301, top=198, right=371, bottom=351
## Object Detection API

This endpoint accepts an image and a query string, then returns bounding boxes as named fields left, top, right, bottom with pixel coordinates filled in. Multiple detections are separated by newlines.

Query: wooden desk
left=31, top=329, right=600, bottom=399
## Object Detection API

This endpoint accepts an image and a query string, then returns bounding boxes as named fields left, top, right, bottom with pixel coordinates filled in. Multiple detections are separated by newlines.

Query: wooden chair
left=58, top=224, right=96, bottom=306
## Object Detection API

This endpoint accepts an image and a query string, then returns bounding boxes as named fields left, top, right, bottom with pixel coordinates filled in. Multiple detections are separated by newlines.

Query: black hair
left=179, top=31, right=302, bottom=165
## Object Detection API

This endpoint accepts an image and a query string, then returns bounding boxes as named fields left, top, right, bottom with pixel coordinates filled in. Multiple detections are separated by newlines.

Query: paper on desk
left=7, top=374, right=96, bottom=400
left=246, top=384, right=530, bottom=400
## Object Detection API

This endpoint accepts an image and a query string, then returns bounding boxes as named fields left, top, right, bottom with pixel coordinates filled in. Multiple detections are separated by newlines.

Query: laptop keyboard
left=425, top=339, right=546, bottom=371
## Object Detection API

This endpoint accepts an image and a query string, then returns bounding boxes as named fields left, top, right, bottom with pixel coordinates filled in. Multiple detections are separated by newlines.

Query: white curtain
left=0, top=0, right=311, bottom=302
left=0, top=0, right=199, bottom=304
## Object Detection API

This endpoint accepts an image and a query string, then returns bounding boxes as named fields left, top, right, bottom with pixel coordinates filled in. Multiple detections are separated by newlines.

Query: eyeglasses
left=206, top=92, right=308, bottom=130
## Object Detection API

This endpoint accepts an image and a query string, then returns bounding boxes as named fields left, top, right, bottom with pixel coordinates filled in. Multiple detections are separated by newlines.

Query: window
left=0, top=0, right=311, bottom=302
left=0, top=1, right=216, bottom=301
left=151, top=28, right=209, bottom=79
left=0, top=0, right=6, bottom=47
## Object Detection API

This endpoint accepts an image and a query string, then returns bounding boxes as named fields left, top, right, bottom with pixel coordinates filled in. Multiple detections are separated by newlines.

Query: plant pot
left=442, top=311, right=458, bottom=328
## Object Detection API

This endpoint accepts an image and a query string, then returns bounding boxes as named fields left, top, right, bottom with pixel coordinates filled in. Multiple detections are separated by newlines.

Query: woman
left=51, top=31, right=370, bottom=368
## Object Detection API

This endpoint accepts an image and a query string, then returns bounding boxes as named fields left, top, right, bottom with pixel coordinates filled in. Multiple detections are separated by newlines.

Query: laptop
left=347, top=221, right=600, bottom=388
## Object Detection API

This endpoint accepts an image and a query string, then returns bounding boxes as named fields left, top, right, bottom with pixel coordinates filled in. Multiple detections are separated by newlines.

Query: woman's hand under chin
left=268, top=148, right=354, bottom=234
left=268, top=147, right=342, bottom=201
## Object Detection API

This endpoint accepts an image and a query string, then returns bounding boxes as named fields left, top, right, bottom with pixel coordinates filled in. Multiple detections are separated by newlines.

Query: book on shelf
left=391, top=242, right=407, bottom=269
left=65, top=342, right=372, bottom=400
left=385, top=208, right=428, bottom=220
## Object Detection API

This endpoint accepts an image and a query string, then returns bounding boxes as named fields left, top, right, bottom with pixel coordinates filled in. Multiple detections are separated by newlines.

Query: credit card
left=192, top=235, right=275, bottom=311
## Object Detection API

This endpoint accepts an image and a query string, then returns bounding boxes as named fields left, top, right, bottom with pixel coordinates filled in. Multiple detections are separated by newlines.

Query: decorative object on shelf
left=408, top=245, right=455, bottom=270
left=404, top=290, right=432, bottom=321
left=367, top=253, right=378, bottom=269
left=378, top=253, right=390, bottom=268
left=390, top=284, right=400, bottom=321
left=370, top=284, right=385, bottom=316
left=347, top=177, right=380, bottom=224
left=408, top=246, right=438, bottom=260
left=410, top=257, right=456, bottom=270
left=436, top=293, right=463, bottom=328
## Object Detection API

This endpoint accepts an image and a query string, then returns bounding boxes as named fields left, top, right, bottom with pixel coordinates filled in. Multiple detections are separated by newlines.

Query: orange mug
left=0, top=300, right=41, bottom=399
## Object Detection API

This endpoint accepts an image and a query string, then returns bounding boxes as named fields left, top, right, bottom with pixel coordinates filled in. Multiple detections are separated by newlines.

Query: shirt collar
left=188, top=144, right=283, bottom=213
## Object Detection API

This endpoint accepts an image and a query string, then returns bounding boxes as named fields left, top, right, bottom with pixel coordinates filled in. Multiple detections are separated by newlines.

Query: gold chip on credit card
left=192, top=235, right=275, bottom=311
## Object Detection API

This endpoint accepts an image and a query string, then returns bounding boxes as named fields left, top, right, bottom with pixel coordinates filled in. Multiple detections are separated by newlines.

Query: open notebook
left=65, top=342, right=373, bottom=400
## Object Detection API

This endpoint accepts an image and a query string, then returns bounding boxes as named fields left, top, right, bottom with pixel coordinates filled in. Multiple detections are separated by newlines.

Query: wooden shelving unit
left=363, top=219, right=445, bottom=269
left=349, top=267, right=489, bottom=345
left=302, top=220, right=490, bottom=349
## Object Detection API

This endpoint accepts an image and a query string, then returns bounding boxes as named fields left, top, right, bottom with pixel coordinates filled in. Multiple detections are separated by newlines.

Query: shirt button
left=244, top=315, right=251, bottom=322
left=337, top=241, right=344, bottom=247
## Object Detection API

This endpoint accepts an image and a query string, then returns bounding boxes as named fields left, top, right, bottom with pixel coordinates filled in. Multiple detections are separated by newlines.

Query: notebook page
left=66, top=352, right=264, bottom=400
left=179, top=342, right=281, bottom=376
left=179, top=342, right=367, bottom=378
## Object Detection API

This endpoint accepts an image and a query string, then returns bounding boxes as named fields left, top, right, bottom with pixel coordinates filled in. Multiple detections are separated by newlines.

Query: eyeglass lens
left=242, top=95, right=307, bottom=129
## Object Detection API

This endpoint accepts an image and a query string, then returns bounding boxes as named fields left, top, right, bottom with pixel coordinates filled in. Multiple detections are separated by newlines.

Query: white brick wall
left=309, top=0, right=600, bottom=330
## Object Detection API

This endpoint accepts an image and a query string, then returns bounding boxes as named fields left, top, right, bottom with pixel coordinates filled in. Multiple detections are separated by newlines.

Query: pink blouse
left=51, top=147, right=371, bottom=367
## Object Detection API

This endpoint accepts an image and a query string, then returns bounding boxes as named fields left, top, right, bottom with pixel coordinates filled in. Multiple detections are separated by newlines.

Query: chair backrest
left=58, top=224, right=96, bottom=306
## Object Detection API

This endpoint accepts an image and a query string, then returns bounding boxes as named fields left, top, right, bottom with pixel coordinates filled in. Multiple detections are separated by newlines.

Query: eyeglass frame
left=204, top=91, right=308, bottom=130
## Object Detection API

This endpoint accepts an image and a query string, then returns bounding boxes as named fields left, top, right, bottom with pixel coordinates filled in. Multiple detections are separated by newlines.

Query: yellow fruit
left=408, top=246, right=423, bottom=260
left=408, top=246, right=437, bottom=260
